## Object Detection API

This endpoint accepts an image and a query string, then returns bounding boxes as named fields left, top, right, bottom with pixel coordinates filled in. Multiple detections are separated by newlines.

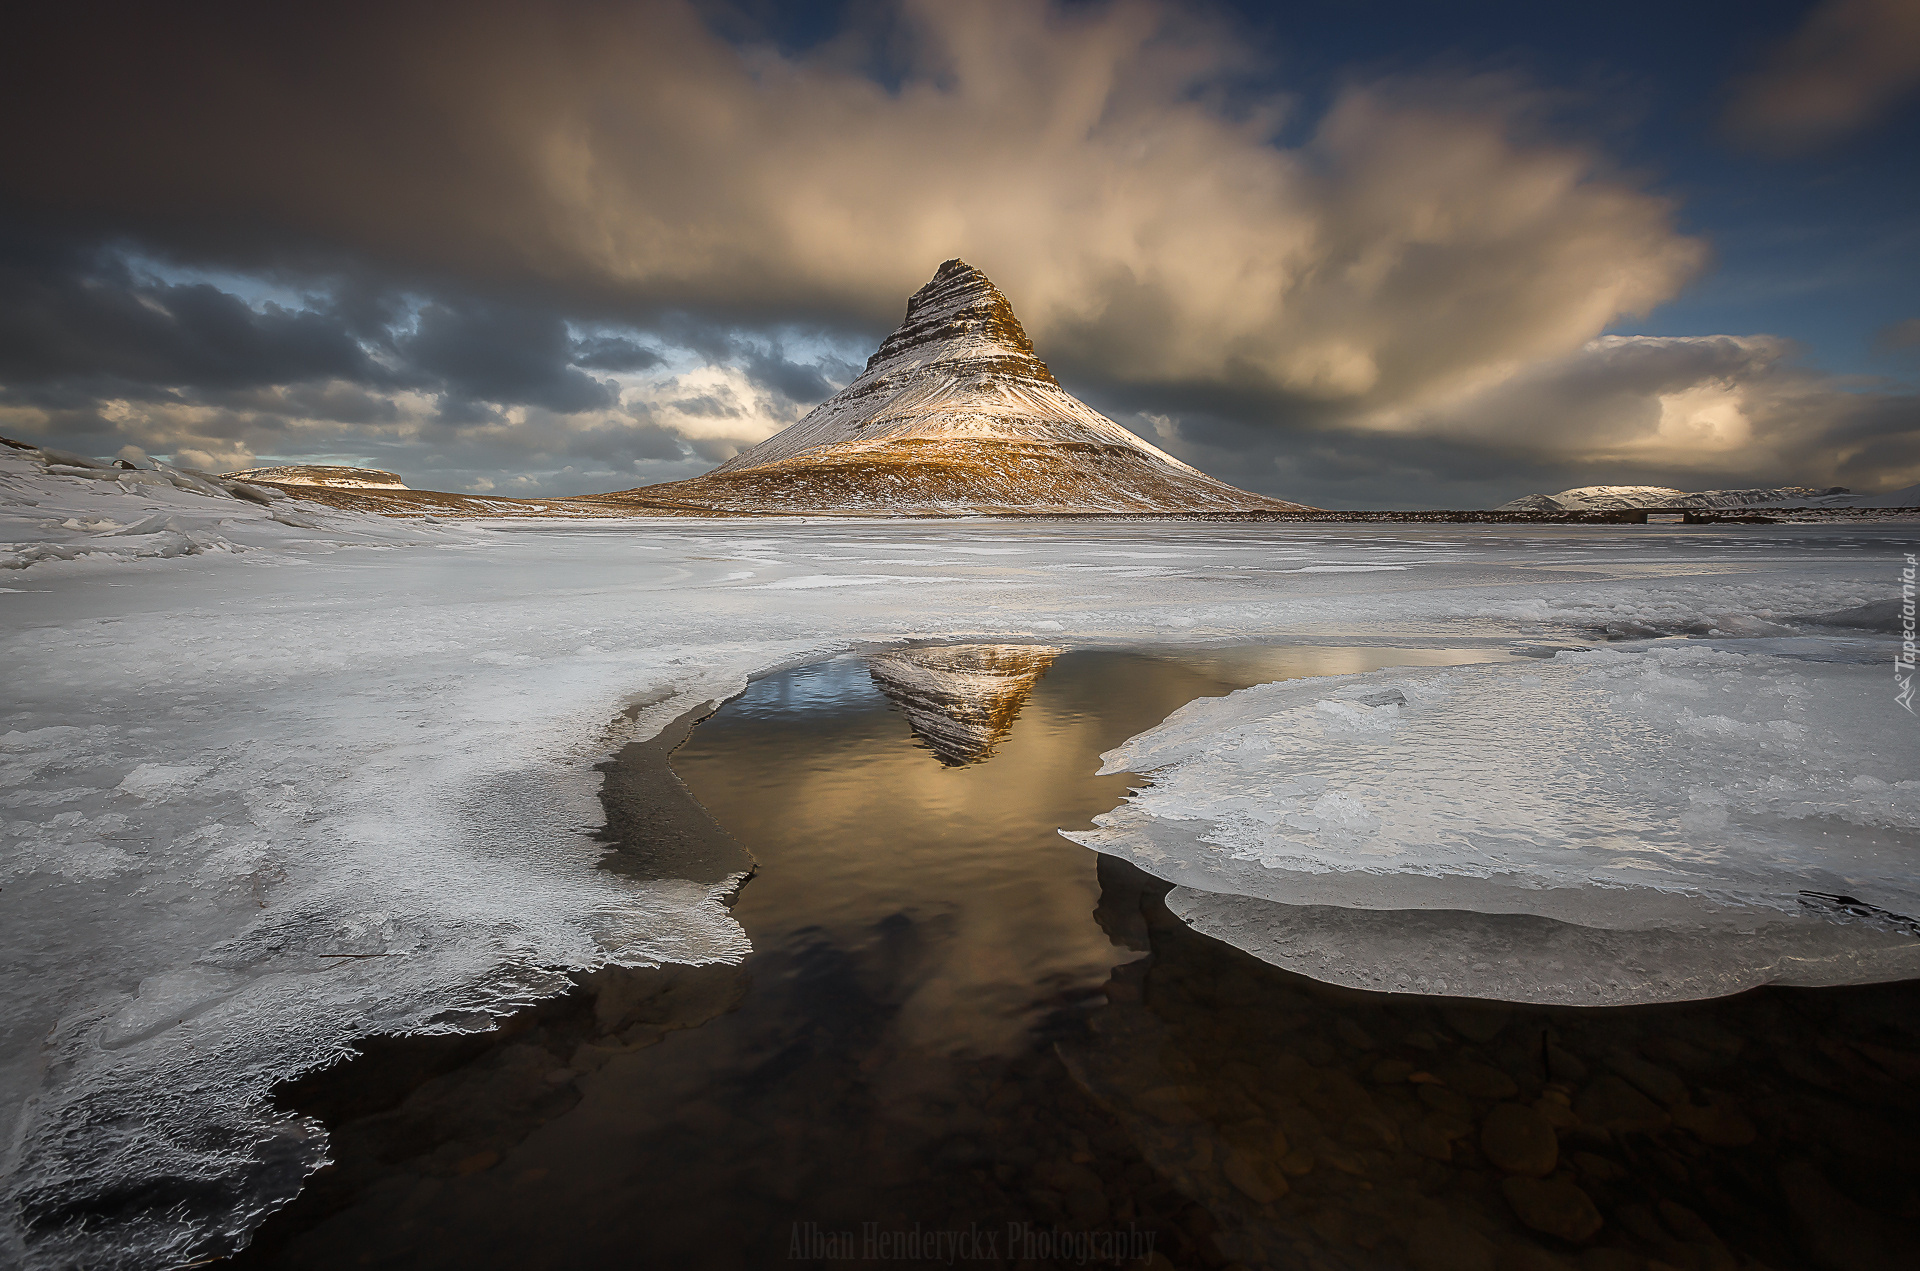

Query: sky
left=2, top=0, right=1916, bottom=509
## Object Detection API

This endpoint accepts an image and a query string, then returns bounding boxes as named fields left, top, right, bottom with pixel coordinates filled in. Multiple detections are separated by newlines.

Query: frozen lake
left=1, top=486, right=1915, bottom=1266
left=236, top=645, right=1920, bottom=1270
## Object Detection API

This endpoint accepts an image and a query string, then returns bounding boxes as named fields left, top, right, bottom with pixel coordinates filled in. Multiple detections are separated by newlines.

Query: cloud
left=0, top=236, right=376, bottom=390
left=570, top=335, right=665, bottom=373
left=402, top=300, right=615, bottom=416
left=1876, top=316, right=1920, bottom=353
left=0, top=233, right=847, bottom=492
left=1724, top=0, right=1920, bottom=153
left=1, top=0, right=1701, bottom=418
left=0, top=210, right=872, bottom=490
left=0, top=0, right=1907, bottom=505
left=1139, top=334, right=1920, bottom=506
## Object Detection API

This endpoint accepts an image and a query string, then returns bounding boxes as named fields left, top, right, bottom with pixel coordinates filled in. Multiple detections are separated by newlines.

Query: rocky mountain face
left=599, top=260, right=1311, bottom=515
left=1498, top=484, right=1856, bottom=513
left=225, top=465, right=409, bottom=490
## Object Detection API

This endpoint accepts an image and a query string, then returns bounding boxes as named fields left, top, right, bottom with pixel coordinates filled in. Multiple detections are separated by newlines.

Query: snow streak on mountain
left=608, top=261, right=1312, bottom=515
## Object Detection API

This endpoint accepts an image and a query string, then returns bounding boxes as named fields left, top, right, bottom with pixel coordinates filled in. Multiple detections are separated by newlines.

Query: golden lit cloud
left=4, top=0, right=1703, bottom=418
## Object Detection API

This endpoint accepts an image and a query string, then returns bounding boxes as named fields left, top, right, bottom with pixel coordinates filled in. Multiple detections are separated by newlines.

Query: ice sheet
left=2, top=441, right=1915, bottom=1266
left=1068, top=639, right=1920, bottom=1004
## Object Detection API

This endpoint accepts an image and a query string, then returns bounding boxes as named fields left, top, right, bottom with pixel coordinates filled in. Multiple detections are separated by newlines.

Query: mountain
left=1852, top=482, right=1920, bottom=508
left=592, top=260, right=1311, bottom=516
left=1496, top=484, right=1857, bottom=512
left=867, top=644, right=1062, bottom=766
left=225, top=465, right=409, bottom=490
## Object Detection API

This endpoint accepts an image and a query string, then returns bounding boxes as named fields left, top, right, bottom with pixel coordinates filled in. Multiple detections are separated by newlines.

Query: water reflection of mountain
left=867, top=644, right=1063, bottom=766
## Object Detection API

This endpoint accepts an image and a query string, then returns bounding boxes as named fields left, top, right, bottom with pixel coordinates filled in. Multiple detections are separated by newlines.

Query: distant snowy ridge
left=1496, top=483, right=1874, bottom=512
left=2, top=435, right=294, bottom=507
left=0, top=436, right=453, bottom=572
left=604, top=260, right=1312, bottom=515
left=225, top=464, right=409, bottom=490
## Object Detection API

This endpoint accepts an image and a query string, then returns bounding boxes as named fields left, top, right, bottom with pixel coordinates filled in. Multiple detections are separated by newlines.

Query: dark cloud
left=741, top=345, right=849, bottom=404
left=0, top=233, right=375, bottom=391
left=559, top=418, right=689, bottom=469
left=1115, top=335, right=1920, bottom=505
left=1723, top=0, right=1920, bottom=153
left=0, top=226, right=713, bottom=489
left=0, top=0, right=1700, bottom=413
left=1114, top=410, right=1628, bottom=511
left=404, top=301, right=615, bottom=416
left=1876, top=317, right=1920, bottom=354
left=570, top=335, right=665, bottom=373
left=666, top=395, right=740, bottom=418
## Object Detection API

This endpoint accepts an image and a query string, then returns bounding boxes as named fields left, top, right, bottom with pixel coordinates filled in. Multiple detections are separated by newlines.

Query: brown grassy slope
left=587, top=438, right=1316, bottom=516
left=241, top=483, right=731, bottom=518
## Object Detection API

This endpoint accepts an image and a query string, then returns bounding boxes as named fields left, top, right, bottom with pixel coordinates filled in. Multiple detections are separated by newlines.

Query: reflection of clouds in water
left=675, top=648, right=1245, bottom=1065
left=717, top=658, right=881, bottom=720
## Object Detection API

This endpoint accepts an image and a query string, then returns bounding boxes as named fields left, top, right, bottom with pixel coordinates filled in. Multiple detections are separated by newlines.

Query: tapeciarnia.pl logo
left=1899, top=552, right=1916, bottom=714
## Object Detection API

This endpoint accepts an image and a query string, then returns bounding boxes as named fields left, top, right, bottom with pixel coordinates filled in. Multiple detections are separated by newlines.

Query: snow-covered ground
left=2, top=443, right=1914, bottom=1266
left=1494, top=482, right=1908, bottom=512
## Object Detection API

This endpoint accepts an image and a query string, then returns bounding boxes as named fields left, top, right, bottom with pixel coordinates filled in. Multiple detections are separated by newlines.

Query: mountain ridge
left=1497, top=484, right=1861, bottom=513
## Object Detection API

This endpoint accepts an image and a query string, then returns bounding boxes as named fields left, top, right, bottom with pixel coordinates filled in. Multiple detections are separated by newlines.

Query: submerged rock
left=1502, top=1176, right=1603, bottom=1242
left=1481, top=1103, right=1559, bottom=1176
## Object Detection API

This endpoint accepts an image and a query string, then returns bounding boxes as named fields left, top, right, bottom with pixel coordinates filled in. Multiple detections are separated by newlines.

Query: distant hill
left=224, top=465, right=409, bottom=490
left=1497, top=484, right=1862, bottom=512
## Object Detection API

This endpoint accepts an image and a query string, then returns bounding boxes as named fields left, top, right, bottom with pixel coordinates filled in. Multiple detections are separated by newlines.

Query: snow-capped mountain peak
left=610, top=260, right=1307, bottom=514
left=705, top=257, right=1213, bottom=480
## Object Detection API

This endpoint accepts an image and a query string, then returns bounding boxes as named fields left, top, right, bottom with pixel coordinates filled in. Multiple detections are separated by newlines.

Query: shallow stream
left=232, top=644, right=1920, bottom=1271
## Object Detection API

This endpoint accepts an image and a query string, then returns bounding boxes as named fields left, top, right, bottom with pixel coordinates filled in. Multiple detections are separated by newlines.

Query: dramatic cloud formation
left=1370, top=334, right=1919, bottom=486
left=0, top=0, right=1914, bottom=504
left=1724, top=0, right=1920, bottom=153
left=1126, top=335, right=1920, bottom=509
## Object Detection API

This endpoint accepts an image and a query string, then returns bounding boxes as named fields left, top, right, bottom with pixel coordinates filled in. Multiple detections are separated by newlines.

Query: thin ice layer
left=1067, top=640, right=1920, bottom=1002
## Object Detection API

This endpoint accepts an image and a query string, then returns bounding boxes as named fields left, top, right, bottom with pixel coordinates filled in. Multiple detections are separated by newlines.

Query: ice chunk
left=106, top=514, right=191, bottom=537
left=33, top=448, right=115, bottom=470
left=1069, top=639, right=1920, bottom=1003
left=116, top=764, right=210, bottom=801
left=1167, top=889, right=1920, bottom=1006
left=1800, top=598, right=1905, bottom=633
left=100, top=969, right=252, bottom=1049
